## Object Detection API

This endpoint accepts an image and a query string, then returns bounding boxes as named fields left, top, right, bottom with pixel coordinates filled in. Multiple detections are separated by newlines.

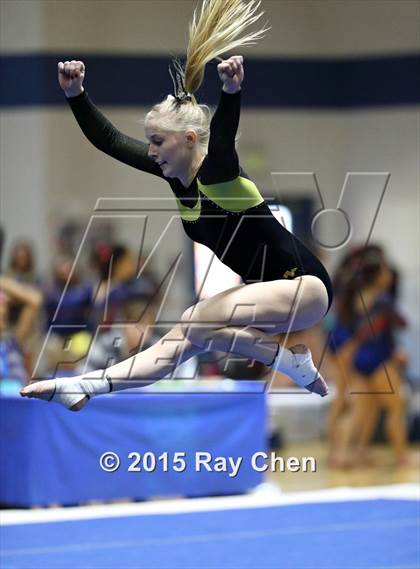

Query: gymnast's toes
left=20, top=380, right=57, bottom=401
left=20, top=380, right=89, bottom=411
left=306, top=376, right=328, bottom=397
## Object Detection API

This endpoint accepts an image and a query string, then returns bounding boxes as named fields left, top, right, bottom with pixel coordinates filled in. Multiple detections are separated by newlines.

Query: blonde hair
left=145, top=0, right=269, bottom=154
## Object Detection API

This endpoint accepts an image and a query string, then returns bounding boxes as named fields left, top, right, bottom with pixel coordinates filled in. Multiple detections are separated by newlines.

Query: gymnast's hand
left=218, top=55, right=244, bottom=94
left=58, top=60, right=85, bottom=98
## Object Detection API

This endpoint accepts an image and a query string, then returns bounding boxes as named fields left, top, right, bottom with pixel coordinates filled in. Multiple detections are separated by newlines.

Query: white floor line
left=2, top=517, right=418, bottom=557
left=1, top=483, right=418, bottom=526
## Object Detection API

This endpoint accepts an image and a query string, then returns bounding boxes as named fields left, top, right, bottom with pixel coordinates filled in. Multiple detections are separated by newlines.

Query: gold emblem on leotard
left=283, top=267, right=298, bottom=279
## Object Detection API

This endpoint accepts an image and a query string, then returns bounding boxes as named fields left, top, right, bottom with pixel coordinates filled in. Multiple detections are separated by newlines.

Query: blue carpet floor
left=2, top=499, right=419, bottom=569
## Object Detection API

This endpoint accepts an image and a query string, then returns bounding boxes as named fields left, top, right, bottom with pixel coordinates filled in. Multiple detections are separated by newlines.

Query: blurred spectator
left=6, top=240, right=39, bottom=285
left=44, top=255, right=92, bottom=337
left=81, top=243, right=161, bottom=372
left=0, top=275, right=42, bottom=390
left=6, top=240, right=40, bottom=327
left=41, top=255, right=93, bottom=377
left=40, top=244, right=161, bottom=376
left=328, top=245, right=408, bottom=467
left=325, top=246, right=366, bottom=463
left=89, top=243, right=159, bottom=325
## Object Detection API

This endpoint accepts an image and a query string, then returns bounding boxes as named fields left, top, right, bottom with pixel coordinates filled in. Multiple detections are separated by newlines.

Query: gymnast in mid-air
left=21, top=0, right=333, bottom=410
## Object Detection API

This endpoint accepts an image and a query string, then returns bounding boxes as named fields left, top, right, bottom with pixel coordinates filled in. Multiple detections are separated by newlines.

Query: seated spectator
left=6, top=240, right=39, bottom=284
left=90, top=244, right=159, bottom=325
left=0, top=275, right=42, bottom=389
left=41, top=256, right=93, bottom=378
left=6, top=239, right=40, bottom=327
left=43, top=255, right=93, bottom=337
left=81, top=244, right=161, bottom=373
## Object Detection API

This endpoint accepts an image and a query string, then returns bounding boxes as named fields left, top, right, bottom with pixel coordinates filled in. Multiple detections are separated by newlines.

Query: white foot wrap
left=270, top=347, right=321, bottom=388
left=51, top=375, right=111, bottom=409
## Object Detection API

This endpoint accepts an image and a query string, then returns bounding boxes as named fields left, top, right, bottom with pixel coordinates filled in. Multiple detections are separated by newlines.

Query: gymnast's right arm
left=58, top=60, right=163, bottom=178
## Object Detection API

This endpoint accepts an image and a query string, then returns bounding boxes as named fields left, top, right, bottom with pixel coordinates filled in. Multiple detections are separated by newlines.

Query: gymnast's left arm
left=201, top=56, right=244, bottom=182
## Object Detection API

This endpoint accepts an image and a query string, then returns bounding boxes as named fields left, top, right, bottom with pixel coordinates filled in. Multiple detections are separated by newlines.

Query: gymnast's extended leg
left=21, top=275, right=329, bottom=409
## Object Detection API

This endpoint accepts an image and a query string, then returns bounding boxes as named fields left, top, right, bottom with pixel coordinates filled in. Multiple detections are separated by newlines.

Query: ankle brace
left=270, top=346, right=320, bottom=388
left=51, top=374, right=112, bottom=409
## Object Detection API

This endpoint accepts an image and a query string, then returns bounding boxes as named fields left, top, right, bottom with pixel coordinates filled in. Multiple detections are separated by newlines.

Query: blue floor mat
left=2, top=499, right=419, bottom=569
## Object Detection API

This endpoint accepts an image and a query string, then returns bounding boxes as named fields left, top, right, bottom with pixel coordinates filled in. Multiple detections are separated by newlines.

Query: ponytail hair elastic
left=168, top=58, right=194, bottom=104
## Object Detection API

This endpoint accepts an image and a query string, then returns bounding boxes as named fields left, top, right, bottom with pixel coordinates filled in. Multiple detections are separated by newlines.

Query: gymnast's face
left=145, top=121, right=198, bottom=180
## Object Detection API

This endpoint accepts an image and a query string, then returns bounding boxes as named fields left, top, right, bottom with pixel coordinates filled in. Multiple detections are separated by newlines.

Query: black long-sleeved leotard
left=67, top=89, right=333, bottom=310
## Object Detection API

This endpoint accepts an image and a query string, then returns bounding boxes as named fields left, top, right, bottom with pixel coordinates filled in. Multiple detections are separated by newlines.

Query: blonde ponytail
left=184, top=0, right=269, bottom=94
left=145, top=0, right=269, bottom=153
